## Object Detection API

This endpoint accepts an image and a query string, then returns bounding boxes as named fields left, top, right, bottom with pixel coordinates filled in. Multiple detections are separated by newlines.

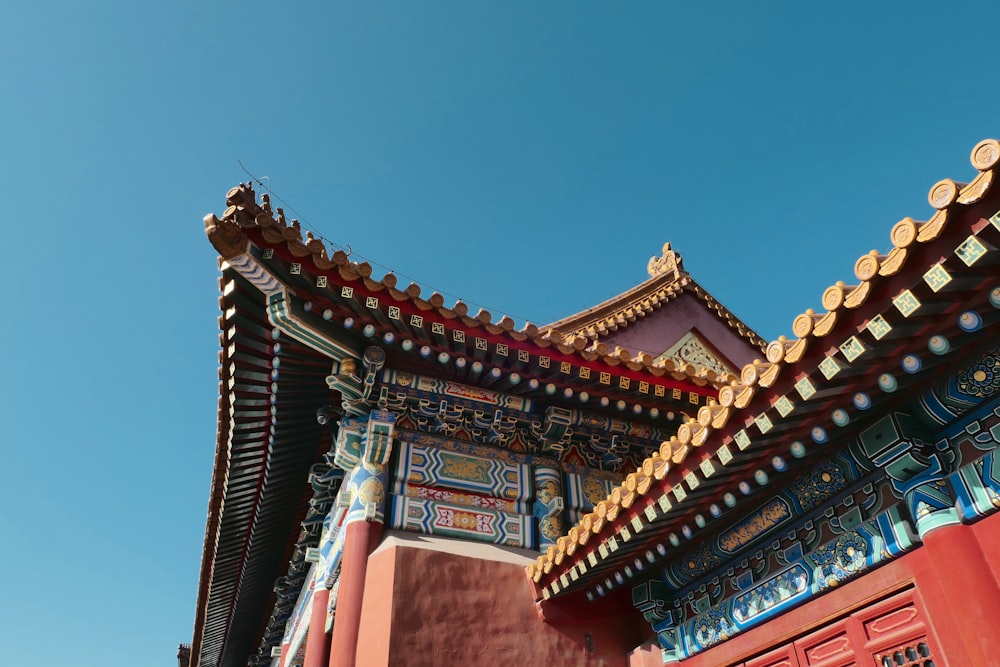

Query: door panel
left=796, top=623, right=855, bottom=667
left=738, top=588, right=941, bottom=667
left=744, top=644, right=800, bottom=667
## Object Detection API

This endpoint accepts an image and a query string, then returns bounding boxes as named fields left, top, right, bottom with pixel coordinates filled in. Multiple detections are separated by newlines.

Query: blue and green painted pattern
left=661, top=506, right=916, bottom=660
left=952, top=450, right=1000, bottom=521
left=564, top=470, right=620, bottom=523
left=394, top=439, right=532, bottom=502
left=660, top=457, right=857, bottom=589
left=343, top=461, right=389, bottom=524
left=267, top=291, right=355, bottom=360
left=533, top=464, right=565, bottom=549
left=389, top=495, right=535, bottom=548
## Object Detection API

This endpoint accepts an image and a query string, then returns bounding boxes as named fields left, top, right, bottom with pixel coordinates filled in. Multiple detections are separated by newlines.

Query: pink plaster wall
left=600, top=292, right=760, bottom=371
left=356, top=542, right=641, bottom=667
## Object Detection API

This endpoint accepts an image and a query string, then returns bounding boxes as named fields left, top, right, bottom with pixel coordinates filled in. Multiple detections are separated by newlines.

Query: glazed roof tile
left=205, top=189, right=738, bottom=397
left=196, top=180, right=760, bottom=664
left=544, top=242, right=767, bottom=352
left=526, top=137, right=1000, bottom=599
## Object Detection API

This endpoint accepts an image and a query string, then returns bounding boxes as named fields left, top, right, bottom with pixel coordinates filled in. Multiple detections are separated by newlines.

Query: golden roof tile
left=530, top=137, right=1000, bottom=597
left=206, top=192, right=723, bottom=396
left=545, top=243, right=767, bottom=353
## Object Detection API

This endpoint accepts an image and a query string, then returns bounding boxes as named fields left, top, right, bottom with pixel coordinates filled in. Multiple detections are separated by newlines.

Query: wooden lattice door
left=739, top=587, right=941, bottom=667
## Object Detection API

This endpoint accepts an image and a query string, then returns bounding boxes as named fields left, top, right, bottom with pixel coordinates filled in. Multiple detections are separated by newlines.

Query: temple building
left=189, top=138, right=1000, bottom=667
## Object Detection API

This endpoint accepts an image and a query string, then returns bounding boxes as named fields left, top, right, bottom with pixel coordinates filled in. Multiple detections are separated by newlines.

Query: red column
left=303, top=587, right=331, bottom=667
left=328, top=520, right=383, bottom=667
left=278, top=642, right=291, bottom=667
left=921, top=522, right=1000, bottom=665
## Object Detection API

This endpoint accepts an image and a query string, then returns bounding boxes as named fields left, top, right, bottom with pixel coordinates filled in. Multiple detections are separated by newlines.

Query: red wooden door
left=854, top=590, right=939, bottom=667
left=744, top=644, right=800, bottom=667
left=794, top=620, right=858, bottom=667
left=736, top=588, right=942, bottom=667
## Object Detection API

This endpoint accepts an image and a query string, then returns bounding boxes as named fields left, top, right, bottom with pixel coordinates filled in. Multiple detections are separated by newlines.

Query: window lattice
left=874, top=637, right=934, bottom=667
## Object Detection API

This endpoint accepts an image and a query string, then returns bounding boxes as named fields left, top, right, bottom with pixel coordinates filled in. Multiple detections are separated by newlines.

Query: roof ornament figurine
left=646, top=241, right=684, bottom=279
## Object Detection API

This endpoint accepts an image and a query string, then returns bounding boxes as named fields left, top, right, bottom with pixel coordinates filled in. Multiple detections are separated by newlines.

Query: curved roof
left=527, top=137, right=1000, bottom=597
left=545, top=242, right=766, bottom=353
left=190, top=267, right=334, bottom=667
left=194, top=183, right=751, bottom=665
left=206, top=187, right=735, bottom=397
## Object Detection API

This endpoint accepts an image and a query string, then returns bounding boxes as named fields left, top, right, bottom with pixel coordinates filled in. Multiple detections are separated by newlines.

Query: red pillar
left=303, top=587, right=331, bottom=667
left=921, top=522, right=1000, bottom=665
left=328, top=520, right=383, bottom=667
left=278, top=641, right=291, bottom=667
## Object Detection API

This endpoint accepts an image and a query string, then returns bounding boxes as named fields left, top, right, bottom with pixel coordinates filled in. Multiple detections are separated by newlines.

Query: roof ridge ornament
left=647, top=242, right=684, bottom=279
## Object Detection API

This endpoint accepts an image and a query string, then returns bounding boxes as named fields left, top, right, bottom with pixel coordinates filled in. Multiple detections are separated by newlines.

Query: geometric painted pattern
left=400, top=482, right=524, bottom=513
left=394, top=439, right=532, bottom=503
left=389, top=496, right=535, bottom=549
left=952, top=450, right=1000, bottom=521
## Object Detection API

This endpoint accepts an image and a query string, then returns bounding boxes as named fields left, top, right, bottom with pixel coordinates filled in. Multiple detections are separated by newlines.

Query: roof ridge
left=526, top=137, right=1000, bottom=590
left=206, top=189, right=741, bottom=389
left=544, top=242, right=766, bottom=351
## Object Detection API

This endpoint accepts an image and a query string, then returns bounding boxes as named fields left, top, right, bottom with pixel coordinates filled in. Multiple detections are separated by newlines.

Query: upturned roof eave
left=543, top=251, right=766, bottom=352
left=528, top=138, right=1000, bottom=598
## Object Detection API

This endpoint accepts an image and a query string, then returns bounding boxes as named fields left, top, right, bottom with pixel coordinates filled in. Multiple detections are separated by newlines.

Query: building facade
left=190, top=139, right=1000, bottom=667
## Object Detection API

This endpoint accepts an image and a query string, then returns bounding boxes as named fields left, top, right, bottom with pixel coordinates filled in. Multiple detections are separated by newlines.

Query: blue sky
left=1, top=2, right=998, bottom=665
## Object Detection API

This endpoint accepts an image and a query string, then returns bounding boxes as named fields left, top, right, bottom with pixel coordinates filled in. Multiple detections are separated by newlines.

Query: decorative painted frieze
left=656, top=505, right=917, bottom=661
left=533, top=464, right=566, bottom=549
left=659, top=457, right=857, bottom=589
left=398, top=483, right=524, bottom=513
left=393, top=439, right=532, bottom=502
left=381, top=368, right=668, bottom=470
left=565, top=470, right=620, bottom=522
left=382, top=369, right=533, bottom=412
left=390, top=496, right=534, bottom=548
left=717, top=498, right=791, bottom=555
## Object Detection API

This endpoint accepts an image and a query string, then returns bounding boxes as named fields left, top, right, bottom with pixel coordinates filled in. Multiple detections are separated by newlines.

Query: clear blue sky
left=1, top=2, right=997, bottom=665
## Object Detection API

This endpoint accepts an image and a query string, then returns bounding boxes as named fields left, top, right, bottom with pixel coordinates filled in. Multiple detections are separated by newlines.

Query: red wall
left=348, top=515, right=1000, bottom=667
left=355, top=536, right=641, bottom=667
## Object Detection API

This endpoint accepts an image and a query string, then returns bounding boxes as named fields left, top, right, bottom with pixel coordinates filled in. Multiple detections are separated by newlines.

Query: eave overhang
left=529, top=138, right=1000, bottom=602
left=205, top=188, right=728, bottom=418
left=191, top=267, right=335, bottom=667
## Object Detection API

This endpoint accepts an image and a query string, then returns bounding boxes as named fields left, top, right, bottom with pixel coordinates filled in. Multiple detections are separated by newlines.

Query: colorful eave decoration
left=205, top=188, right=734, bottom=422
left=525, top=138, right=1000, bottom=603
